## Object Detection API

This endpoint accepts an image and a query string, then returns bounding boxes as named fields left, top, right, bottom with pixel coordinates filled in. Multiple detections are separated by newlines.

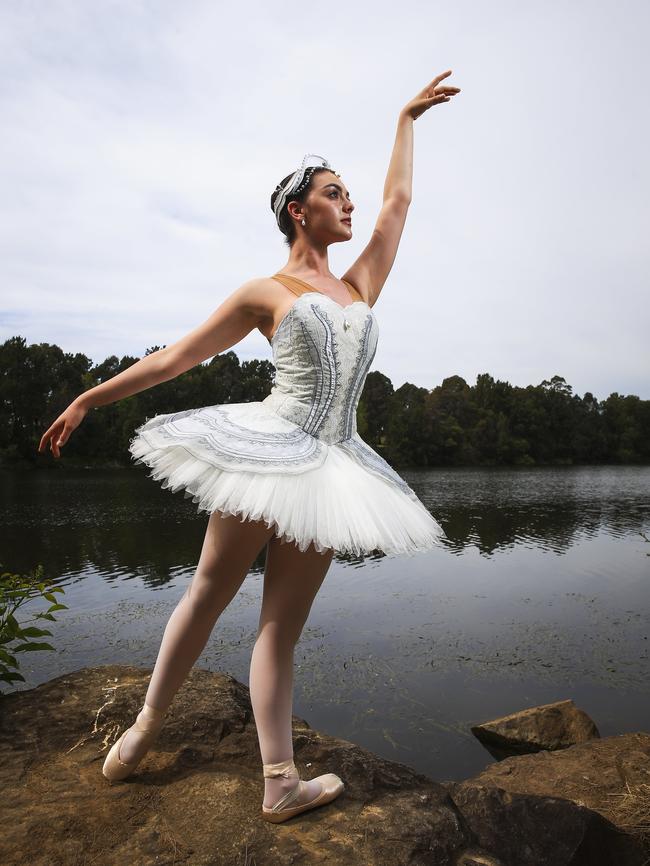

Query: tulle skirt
left=128, top=401, right=446, bottom=557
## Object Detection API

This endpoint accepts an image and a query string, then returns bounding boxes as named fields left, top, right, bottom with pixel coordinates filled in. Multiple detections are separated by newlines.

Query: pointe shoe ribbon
left=102, top=703, right=166, bottom=782
left=261, top=757, right=344, bottom=823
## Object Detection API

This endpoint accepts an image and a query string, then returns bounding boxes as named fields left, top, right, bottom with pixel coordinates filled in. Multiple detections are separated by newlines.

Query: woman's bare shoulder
left=232, top=276, right=287, bottom=316
left=231, top=276, right=302, bottom=344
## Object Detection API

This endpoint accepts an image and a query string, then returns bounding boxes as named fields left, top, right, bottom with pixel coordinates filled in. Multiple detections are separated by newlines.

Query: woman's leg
left=249, top=536, right=335, bottom=808
left=118, top=510, right=275, bottom=764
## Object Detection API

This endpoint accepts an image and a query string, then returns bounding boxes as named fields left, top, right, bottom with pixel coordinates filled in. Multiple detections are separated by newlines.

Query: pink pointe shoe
left=102, top=703, right=166, bottom=781
left=261, top=757, right=344, bottom=823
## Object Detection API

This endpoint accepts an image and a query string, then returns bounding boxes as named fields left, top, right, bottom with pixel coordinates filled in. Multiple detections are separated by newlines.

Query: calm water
left=1, top=464, right=649, bottom=782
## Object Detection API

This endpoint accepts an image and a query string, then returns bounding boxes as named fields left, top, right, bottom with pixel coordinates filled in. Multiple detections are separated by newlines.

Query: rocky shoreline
left=1, top=665, right=648, bottom=865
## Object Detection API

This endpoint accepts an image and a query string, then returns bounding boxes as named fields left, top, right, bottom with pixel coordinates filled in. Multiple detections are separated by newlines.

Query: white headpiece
left=273, top=153, right=336, bottom=228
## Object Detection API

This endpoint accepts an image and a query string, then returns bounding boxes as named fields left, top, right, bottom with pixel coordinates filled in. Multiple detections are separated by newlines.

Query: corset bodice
left=261, top=290, right=378, bottom=446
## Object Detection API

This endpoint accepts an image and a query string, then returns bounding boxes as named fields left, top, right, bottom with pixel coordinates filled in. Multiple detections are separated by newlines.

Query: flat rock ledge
left=1, top=665, right=648, bottom=866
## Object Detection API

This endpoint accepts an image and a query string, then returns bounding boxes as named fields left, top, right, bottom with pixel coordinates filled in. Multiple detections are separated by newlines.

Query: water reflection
left=406, top=465, right=650, bottom=556
left=2, top=466, right=649, bottom=583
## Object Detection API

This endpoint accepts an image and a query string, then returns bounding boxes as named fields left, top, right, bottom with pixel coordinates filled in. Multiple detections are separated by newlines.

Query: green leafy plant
left=0, top=562, right=68, bottom=693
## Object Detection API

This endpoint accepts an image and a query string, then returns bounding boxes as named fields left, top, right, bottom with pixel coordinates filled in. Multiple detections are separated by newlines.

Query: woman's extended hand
left=38, top=399, right=88, bottom=459
left=401, top=70, right=461, bottom=121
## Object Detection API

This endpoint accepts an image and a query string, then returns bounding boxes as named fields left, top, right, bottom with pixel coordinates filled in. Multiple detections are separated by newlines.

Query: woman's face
left=300, top=171, right=355, bottom=243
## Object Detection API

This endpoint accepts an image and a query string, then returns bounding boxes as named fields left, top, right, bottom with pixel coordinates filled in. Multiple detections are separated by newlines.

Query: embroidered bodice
left=261, top=274, right=379, bottom=446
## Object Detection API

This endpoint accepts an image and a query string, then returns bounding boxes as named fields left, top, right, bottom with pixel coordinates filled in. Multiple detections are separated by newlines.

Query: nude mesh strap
left=270, top=273, right=363, bottom=302
left=269, top=274, right=305, bottom=297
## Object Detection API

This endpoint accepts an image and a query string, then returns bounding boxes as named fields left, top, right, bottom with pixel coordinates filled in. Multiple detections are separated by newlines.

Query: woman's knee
left=256, top=617, right=305, bottom=649
left=258, top=539, right=333, bottom=624
left=184, top=569, right=237, bottom=613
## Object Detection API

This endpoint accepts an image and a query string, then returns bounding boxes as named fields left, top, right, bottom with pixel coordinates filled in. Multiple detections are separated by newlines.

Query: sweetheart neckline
left=268, top=291, right=371, bottom=345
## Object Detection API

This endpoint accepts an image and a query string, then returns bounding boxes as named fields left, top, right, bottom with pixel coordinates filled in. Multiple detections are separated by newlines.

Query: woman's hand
left=38, top=399, right=88, bottom=459
left=401, top=70, right=461, bottom=121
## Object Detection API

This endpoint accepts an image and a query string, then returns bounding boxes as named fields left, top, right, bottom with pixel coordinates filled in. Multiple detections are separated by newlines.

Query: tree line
left=1, top=335, right=648, bottom=467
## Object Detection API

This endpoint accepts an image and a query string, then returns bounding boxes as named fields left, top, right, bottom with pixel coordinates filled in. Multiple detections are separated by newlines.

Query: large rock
left=470, top=699, right=601, bottom=759
left=444, top=734, right=650, bottom=865
left=0, top=666, right=647, bottom=866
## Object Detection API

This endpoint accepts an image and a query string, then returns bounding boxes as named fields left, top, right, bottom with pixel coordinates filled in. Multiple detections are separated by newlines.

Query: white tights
left=118, top=510, right=334, bottom=807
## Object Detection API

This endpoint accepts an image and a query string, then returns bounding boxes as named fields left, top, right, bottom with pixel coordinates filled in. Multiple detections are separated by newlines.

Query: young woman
left=39, top=70, right=460, bottom=823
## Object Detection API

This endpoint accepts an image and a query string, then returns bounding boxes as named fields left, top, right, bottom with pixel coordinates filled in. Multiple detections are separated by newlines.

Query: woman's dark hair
left=270, top=166, right=333, bottom=248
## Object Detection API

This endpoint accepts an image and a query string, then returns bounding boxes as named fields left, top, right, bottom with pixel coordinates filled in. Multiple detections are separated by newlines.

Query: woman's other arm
left=38, top=279, right=266, bottom=457
left=77, top=280, right=264, bottom=409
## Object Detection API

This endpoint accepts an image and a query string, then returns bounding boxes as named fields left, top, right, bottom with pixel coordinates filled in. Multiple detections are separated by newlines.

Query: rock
left=443, top=732, right=650, bottom=866
left=471, top=699, right=600, bottom=759
left=0, top=666, right=647, bottom=866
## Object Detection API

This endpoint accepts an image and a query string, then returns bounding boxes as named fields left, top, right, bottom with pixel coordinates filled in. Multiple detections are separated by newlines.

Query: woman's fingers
left=38, top=402, right=87, bottom=458
left=424, top=81, right=461, bottom=108
left=412, top=79, right=461, bottom=115
left=38, top=421, right=63, bottom=457
left=38, top=425, right=55, bottom=453
left=52, top=431, right=64, bottom=457
left=421, top=70, right=453, bottom=95
left=432, top=70, right=452, bottom=86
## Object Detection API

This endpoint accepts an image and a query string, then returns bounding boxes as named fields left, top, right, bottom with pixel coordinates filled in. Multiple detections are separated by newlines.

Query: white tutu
left=128, top=401, right=446, bottom=557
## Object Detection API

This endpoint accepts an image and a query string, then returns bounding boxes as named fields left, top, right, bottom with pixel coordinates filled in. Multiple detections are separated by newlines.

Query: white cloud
left=1, top=0, right=648, bottom=401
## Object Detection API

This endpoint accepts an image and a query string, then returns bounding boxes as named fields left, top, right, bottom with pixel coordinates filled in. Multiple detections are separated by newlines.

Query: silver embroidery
left=131, top=405, right=324, bottom=470
left=338, top=435, right=418, bottom=499
left=300, top=304, right=340, bottom=438
left=339, top=313, right=377, bottom=440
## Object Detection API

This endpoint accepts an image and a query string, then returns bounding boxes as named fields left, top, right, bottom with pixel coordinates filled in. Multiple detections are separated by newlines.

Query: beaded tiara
left=272, top=153, right=338, bottom=228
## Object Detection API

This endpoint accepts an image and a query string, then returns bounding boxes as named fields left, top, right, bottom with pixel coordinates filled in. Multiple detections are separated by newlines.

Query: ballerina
left=38, top=70, right=460, bottom=823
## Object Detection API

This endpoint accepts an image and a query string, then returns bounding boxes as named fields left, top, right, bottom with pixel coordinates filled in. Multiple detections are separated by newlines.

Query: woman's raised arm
left=343, top=70, right=460, bottom=306
left=38, top=279, right=266, bottom=458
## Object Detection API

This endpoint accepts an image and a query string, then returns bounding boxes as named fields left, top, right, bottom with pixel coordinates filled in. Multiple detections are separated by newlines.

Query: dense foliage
left=2, top=335, right=648, bottom=467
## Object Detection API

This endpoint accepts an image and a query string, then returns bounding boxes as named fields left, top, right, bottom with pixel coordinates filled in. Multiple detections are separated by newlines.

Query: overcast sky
left=1, top=0, right=648, bottom=401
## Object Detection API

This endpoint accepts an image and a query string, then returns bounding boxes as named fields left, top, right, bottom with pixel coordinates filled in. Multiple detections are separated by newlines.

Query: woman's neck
left=284, top=242, right=331, bottom=278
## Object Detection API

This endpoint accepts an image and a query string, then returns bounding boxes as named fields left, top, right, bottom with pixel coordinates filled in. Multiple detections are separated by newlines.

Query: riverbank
left=1, top=665, right=648, bottom=865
